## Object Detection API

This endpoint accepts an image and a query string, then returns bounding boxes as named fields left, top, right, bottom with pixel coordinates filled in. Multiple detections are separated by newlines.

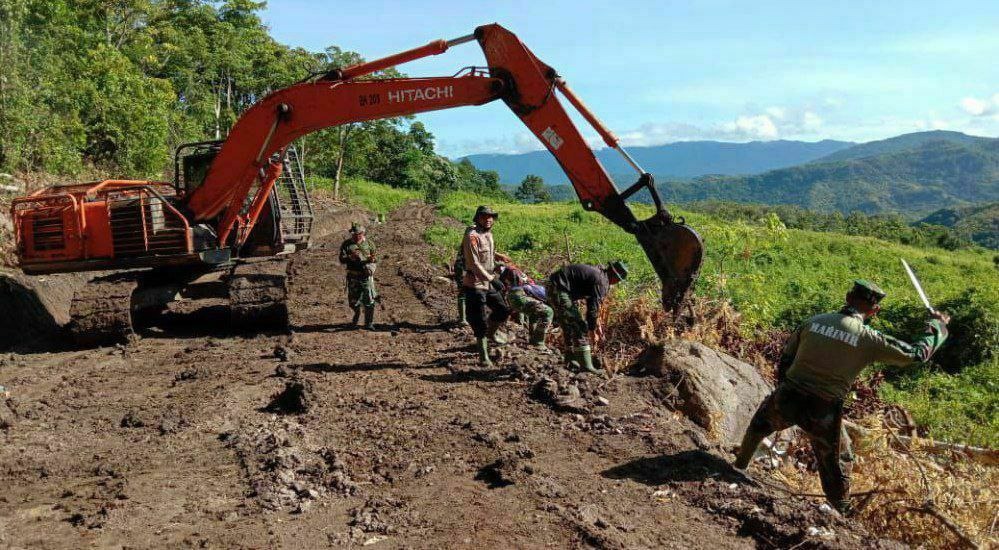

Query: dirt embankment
left=0, top=201, right=896, bottom=548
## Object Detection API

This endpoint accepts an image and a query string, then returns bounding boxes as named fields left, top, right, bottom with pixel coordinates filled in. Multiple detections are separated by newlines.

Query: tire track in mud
left=0, top=201, right=889, bottom=548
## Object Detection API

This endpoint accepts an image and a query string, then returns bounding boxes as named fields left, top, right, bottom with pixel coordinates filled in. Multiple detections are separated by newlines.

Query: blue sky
left=262, top=0, right=999, bottom=158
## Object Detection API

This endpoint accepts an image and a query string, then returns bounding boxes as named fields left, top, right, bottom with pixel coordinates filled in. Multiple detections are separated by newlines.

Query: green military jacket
left=339, top=238, right=376, bottom=276
left=781, top=308, right=948, bottom=400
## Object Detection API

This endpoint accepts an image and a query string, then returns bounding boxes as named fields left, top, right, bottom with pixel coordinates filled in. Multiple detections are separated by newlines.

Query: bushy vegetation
left=310, top=176, right=419, bottom=214
left=920, top=201, right=999, bottom=250
left=0, top=0, right=507, bottom=202
left=422, top=188, right=998, bottom=447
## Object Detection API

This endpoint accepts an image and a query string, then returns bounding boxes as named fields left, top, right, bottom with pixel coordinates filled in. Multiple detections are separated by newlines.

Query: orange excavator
left=10, top=24, right=703, bottom=345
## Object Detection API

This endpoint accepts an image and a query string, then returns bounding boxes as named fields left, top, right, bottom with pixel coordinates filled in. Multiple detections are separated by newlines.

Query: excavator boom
left=11, top=23, right=703, bottom=345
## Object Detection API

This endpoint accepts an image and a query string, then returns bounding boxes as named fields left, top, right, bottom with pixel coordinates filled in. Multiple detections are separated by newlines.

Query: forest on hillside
left=0, top=0, right=504, bottom=198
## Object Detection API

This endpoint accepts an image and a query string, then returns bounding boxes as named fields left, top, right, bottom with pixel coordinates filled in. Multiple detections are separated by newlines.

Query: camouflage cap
left=607, top=260, right=629, bottom=282
left=852, top=279, right=886, bottom=302
left=350, top=223, right=366, bottom=234
left=473, top=205, right=499, bottom=221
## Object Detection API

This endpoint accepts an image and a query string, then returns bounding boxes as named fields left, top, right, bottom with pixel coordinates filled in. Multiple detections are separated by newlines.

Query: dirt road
left=0, top=202, right=890, bottom=548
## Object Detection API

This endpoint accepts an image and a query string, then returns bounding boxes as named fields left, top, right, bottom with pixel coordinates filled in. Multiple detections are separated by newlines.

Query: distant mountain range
left=658, top=131, right=999, bottom=215
left=463, top=139, right=854, bottom=184
left=501, top=131, right=999, bottom=218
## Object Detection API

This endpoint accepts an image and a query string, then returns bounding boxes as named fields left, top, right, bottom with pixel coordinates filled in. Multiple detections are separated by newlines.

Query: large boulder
left=0, top=271, right=85, bottom=349
left=637, top=340, right=773, bottom=446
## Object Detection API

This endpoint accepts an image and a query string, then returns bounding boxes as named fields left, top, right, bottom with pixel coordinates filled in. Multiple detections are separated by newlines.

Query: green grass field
left=342, top=180, right=998, bottom=447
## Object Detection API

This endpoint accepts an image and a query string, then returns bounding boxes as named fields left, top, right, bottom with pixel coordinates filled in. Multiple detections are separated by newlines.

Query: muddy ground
left=0, top=202, right=900, bottom=548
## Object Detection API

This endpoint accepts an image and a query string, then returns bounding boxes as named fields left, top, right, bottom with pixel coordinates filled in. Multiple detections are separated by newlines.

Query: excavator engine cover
left=636, top=220, right=704, bottom=314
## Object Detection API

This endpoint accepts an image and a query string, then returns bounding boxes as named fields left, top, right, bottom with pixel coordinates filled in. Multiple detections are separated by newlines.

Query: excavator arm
left=184, top=23, right=703, bottom=313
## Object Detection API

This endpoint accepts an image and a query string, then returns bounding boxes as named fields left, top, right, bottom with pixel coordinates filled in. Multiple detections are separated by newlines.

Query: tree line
left=0, top=0, right=504, bottom=199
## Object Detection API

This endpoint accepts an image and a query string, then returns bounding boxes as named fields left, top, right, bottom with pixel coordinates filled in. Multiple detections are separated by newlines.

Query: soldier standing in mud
left=733, top=279, right=950, bottom=515
left=461, top=205, right=512, bottom=367
left=338, top=223, right=378, bottom=330
left=545, top=261, right=628, bottom=374
left=499, top=266, right=553, bottom=350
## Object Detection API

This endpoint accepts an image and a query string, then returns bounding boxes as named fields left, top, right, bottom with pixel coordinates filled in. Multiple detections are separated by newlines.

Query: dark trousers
left=463, top=287, right=509, bottom=338
left=736, top=384, right=854, bottom=508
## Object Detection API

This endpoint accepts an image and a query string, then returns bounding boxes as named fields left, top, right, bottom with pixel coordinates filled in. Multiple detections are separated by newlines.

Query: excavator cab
left=174, top=141, right=314, bottom=256
left=175, top=141, right=223, bottom=195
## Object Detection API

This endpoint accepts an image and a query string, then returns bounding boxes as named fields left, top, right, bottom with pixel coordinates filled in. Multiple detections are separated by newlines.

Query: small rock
left=595, top=396, right=610, bottom=406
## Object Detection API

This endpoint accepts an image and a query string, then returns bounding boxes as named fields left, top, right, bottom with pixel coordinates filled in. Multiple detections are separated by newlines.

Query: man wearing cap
left=461, top=205, right=512, bottom=366
left=546, top=261, right=628, bottom=373
left=733, top=279, right=950, bottom=514
left=338, top=223, right=378, bottom=329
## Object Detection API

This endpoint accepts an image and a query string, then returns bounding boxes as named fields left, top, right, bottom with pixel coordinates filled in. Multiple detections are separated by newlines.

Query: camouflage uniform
left=547, top=284, right=591, bottom=348
left=736, top=281, right=948, bottom=513
left=338, top=234, right=378, bottom=327
left=506, top=283, right=553, bottom=347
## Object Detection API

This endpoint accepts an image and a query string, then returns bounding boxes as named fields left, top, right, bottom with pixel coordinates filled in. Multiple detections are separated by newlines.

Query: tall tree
left=515, top=174, right=551, bottom=203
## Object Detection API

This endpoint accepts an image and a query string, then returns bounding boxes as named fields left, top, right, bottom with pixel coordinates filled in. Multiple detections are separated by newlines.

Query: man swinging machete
left=733, top=273, right=950, bottom=515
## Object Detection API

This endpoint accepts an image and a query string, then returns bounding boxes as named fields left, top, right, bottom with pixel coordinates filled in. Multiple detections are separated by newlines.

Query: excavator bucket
left=636, top=220, right=704, bottom=314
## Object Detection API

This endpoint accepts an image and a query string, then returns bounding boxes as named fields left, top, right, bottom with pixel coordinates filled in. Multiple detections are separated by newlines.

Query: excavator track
left=68, top=276, right=140, bottom=347
left=227, top=259, right=289, bottom=330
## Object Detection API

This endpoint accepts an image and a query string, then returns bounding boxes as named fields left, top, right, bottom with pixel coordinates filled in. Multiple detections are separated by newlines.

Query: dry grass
left=774, top=417, right=998, bottom=549
left=595, top=288, right=784, bottom=376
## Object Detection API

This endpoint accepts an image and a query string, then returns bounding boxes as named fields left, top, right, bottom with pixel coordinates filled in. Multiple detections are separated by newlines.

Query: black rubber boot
left=363, top=306, right=375, bottom=330
left=831, top=498, right=853, bottom=516
left=734, top=429, right=767, bottom=470
left=351, top=307, right=361, bottom=326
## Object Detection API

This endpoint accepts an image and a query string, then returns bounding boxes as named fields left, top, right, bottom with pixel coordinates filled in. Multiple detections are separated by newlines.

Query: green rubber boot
left=530, top=308, right=553, bottom=350
left=529, top=320, right=550, bottom=349
left=363, top=305, right=375, bottom=330
left=577, top=345, right=600, bottom=374
left=476, top=337, right=493, bottom=367
left=457, top=294, right=468, bottom=326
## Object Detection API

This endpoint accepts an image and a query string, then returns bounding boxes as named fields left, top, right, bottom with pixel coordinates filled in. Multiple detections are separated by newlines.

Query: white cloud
left=727, top=115, right=779, bottom=139
left=802, top=111, right=823, bottom=131
left=765, top=107, right=786, bottom=120
left=960, top=96, right=995, bottom=117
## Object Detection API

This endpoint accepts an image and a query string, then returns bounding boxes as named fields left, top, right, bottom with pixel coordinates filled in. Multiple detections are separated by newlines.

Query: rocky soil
left=0, top=201, right=901, bottom=548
